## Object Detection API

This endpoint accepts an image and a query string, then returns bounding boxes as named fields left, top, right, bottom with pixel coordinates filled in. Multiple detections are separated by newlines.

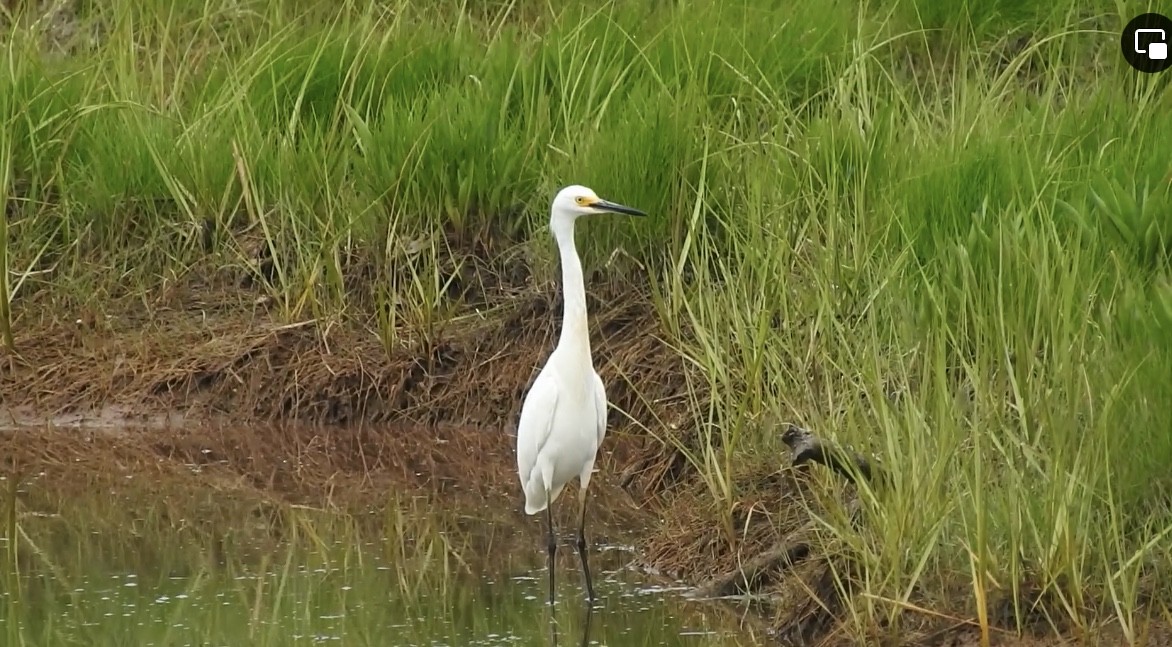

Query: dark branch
left=686, top=423, right=883, bottom=637
left=689, top=523, right=815, bottom=599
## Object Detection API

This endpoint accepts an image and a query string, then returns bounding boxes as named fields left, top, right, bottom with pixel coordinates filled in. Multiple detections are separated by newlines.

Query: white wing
left=516, top=369, right=560, bottom=493
left=592, top=370, right=608, bottom=445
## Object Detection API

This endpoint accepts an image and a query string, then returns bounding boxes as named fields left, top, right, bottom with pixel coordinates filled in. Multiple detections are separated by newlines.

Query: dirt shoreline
left=0, top=266, right=690, bottom=514
left=2, top=284, right=1168, bottom=647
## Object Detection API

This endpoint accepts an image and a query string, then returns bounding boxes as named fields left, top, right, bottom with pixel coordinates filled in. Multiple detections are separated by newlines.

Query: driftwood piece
left=690, top=424, right=884, bottom=624
left=689, top=521, right=815, bottom=599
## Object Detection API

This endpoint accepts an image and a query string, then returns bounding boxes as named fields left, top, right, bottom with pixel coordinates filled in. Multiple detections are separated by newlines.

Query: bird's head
left=549, top=185, right=646, bottom=231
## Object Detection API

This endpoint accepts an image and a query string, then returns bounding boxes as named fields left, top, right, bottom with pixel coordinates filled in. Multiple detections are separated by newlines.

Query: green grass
left=4, top=0, right=1172, bottom=641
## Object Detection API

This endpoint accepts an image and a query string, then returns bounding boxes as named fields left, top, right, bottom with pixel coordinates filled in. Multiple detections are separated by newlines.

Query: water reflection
left=1, top=499, right=758, bottom=646
left=549, top=598, right=594, bottom=647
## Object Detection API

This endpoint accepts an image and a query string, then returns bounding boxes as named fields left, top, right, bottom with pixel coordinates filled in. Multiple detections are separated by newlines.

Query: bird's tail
left=522, top=470, right=562, bottom=515
left=523, top=475, right=548, bottom=515
left=524, top=497, right=547, bottom=516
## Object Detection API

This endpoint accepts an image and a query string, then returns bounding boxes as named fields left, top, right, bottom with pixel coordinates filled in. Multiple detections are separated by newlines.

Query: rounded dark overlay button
left=1122, top=13, right=1172, bottom=74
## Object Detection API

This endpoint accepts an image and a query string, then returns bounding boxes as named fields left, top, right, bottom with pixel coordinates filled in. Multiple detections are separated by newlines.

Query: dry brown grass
left=0, top=257, right=690, bottom=561
left=4, top=257, right=1162, bottom=647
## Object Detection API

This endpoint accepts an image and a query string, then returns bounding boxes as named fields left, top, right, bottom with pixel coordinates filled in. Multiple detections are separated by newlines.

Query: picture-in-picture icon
left=1135, top=28, right=1168, bottom=60
left=1122, top=13, right=1172, bottom=73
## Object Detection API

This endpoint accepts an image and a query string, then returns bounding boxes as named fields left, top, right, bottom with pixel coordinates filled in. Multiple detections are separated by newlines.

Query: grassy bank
left=3, top=0, right=1172, bottom=642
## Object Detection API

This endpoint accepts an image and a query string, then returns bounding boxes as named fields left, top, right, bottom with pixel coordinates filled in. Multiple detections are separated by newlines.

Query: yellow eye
left=575, top=196, right=588, bottom=206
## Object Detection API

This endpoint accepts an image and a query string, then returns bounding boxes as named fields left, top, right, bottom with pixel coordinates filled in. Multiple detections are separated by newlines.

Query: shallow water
left=0, top=478, right=760, bottom=647
left=2, top=535, right=755, bottom=646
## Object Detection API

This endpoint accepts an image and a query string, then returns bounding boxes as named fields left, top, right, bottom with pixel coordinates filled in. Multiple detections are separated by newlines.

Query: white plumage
left=516, top=365, right=607, bottom=515
left=515, top=184, right=646, bottom=608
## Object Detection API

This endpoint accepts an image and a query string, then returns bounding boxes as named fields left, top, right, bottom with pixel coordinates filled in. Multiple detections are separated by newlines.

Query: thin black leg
left=546, top=498, right=557, bottom=609
left=576, top=494, right=595, bottom=603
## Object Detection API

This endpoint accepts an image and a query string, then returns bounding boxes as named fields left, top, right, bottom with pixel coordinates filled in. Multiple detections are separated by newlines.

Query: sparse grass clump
left=3, top=0, right=1171, bottom=642
left=0, top=477, right=472, bottom=647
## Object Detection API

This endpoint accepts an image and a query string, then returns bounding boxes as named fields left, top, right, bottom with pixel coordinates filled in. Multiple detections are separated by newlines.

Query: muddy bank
left=0, top=263, right=836, bottom=641
left=1, top=275, right=687, bottom=428
left=0, top=263, right=693, bottom=532
left=0, top=263, right=701, bottom=550
left=1, top=271, right=1164, bottom=647
left=0, top=270, right=697, bottom=504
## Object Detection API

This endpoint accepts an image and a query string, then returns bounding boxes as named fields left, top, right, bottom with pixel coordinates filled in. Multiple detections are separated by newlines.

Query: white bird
left=516, top=184, right=646, bottom=608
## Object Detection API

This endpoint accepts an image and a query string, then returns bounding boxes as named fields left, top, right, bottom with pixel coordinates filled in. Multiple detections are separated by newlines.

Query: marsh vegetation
left=2, top=0, right=1171, bottom=644
left=0, top=463, right=758, bottom=646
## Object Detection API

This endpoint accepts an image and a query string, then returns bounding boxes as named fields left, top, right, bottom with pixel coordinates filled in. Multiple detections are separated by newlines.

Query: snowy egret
left=516, top=184, right=646, bottom=608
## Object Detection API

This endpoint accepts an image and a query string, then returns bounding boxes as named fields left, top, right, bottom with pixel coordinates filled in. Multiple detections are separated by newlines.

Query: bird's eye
left=575, top=196, right=587, bottom=206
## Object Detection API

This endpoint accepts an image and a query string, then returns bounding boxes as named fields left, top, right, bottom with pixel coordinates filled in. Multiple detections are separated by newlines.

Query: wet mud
left=1, top=264, right=1167, bottom=647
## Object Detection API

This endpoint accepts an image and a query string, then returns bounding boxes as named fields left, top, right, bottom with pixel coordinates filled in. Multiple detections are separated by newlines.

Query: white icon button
left=1135, top=28, right=1168, bottom=60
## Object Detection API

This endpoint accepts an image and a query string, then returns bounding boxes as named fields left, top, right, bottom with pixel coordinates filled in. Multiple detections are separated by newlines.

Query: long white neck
left=551, top=217, right=591, bottom=359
